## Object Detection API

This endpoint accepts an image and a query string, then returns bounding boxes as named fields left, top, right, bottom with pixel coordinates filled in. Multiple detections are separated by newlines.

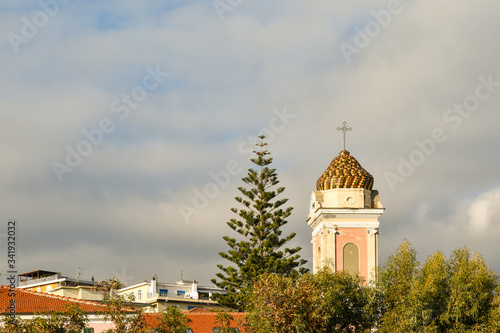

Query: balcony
left=19, top=274, right=59, bottom=287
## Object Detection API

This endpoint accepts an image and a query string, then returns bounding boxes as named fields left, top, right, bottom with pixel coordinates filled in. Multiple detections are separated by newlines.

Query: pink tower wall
left=336, top=228, right=368, bottom=280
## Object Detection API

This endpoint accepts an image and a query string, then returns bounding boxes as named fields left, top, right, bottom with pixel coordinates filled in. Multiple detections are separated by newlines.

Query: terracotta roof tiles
left=0, top=286, right=134, bottom=314
left=145, top=310, right=247, bottom=333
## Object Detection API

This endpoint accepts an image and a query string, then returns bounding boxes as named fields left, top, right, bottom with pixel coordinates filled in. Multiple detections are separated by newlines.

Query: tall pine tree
left=211, top=136, right=308, bottom=311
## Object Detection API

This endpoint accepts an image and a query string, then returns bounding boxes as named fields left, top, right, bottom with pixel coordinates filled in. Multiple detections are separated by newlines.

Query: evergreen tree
left=211, top=136, right=307, bottom=311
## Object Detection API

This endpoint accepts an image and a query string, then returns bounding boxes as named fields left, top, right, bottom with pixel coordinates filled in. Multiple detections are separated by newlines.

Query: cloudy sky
left=1, top=0, right=499, bottom=286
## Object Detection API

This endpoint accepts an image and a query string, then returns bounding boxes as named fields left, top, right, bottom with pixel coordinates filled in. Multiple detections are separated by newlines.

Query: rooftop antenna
left=337, top=121, right=352, bottom=150
left=76, top=267, right=83, bottom=282
left=180, top=270, right=183, bottom=281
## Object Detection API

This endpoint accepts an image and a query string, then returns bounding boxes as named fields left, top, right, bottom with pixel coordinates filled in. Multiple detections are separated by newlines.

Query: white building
left=118, top=277, right=228, bottom=312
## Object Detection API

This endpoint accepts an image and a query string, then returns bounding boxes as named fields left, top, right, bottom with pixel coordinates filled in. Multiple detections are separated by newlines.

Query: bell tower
left=307, top=131, right=384, bottom=283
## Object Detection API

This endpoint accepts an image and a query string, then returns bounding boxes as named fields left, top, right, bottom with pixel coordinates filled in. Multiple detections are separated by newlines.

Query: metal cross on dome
left=337, top=121, right=352, bottom=150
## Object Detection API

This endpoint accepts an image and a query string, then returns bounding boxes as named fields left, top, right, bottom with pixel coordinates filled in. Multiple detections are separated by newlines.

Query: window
left=83, top=328, right=94, bottom=333
left=177, top=290, right=186, bottom=297
left=138, top=290, right=142, bottom=300
left=316, top=246, right=322, bottom=270
left=343, top=242, right=360, bottom=274
left=159, top=289, right=168, bottom=297
left=199, top=292, right=210, bottom=300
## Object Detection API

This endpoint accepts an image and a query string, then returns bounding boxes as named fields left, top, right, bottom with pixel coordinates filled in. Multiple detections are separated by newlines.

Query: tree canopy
left=245, top=267, right=377, bottom=333
left=377, top=241, right=499, bottom=332
left=0, top=304, right=89, bottom=333
left=244, top=241, right=500, bottom=332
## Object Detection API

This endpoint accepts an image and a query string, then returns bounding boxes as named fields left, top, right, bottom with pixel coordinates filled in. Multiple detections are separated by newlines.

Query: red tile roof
left=1, top=287, right=246, bottom=332
left=145, top=310, right=247, bottom=333
left=0, top=286, right=134, bottom=314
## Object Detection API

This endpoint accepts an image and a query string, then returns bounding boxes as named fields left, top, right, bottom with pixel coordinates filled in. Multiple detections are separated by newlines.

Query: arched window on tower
left=343, top=242, right=359, bottom=274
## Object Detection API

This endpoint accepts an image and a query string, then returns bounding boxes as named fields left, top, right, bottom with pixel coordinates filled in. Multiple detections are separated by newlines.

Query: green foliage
left=0, top=316, right=22, bottom=333
left=378, top=240, right=419, bottom=310
left=411, top=251, right=449, bottom=331
left=245, top=273, right=317, bottom=333
left=93, top=277, right=125, bottom=295
left=488, top=287, right=500, bottom=332
left=93, top=278, right=148, bottom=333
left=212, top=309, right=238, bottom=333
left=212, top=136, right=307, bottom=311
left=441, top=247, right=497, bottom=332
left=244, top=242, right=500, bottom=332
left=314, top=269, right=378, bottom=332
left=245, top=268, right=376, bottom=333
left=152, top=306, right=191, bottom=333
left=378, top=242, right=499, bottom=333
left=377, top=240, right=420, bottom=332
left=0, top=303, right=89, bottom=333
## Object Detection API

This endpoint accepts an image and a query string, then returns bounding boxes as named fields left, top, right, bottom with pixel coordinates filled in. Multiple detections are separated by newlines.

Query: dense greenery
left=245, top=241, right=500, bottom=332
left=0, top=303, right=89, bottom=333
left=212, top=309, right=240, bottom=333
left=152, top=306, right=191, bottom=333
left=245, top=267, right=377, bottom=333
left=378, top=240, right=499, bottom=332
left=211, top=136, right=308, bottom=311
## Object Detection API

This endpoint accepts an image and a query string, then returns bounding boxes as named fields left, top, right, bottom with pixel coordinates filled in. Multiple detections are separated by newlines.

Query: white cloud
left=468, top=188, right=500, bottom=233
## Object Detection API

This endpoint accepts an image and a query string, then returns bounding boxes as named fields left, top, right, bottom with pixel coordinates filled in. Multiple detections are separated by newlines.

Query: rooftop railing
left=19, top=274, right=59, bottom=286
